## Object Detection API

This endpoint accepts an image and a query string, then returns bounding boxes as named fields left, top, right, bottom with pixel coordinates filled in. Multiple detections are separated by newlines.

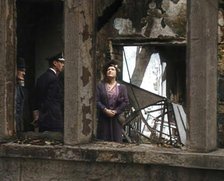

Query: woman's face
left=106, top=66, right=117, bottom=78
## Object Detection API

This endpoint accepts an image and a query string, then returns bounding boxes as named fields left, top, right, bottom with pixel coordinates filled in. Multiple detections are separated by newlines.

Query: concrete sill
left=1, top=141, right=224, bottom=170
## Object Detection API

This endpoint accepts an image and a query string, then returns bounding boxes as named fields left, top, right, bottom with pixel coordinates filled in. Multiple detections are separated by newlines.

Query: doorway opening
left=16, top=0, right=64, bottom=132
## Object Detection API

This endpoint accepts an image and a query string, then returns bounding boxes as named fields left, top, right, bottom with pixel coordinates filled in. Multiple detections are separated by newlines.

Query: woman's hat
left=102, top=60, right=120, bottom=76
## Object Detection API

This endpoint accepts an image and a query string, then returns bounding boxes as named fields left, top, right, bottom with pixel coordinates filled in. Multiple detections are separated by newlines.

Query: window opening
left=119, top=45, right=186, bottom=147
left=15, top=0, right=64, bottom=145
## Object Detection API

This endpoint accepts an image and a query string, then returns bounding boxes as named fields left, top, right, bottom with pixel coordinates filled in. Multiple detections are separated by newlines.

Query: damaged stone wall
left=96, top=0, right=186, bottom=81
left=0, top=0, right=16, bottom=137
left=1, top=143, right=224, bottom=181
left=112, top=0, right=186, bottom=38
left=1, top=156, right=224, bottom=181
left=64, top=0, right=94, bottom=144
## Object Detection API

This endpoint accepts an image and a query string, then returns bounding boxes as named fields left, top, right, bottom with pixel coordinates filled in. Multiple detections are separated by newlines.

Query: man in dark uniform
left=16, top=57, right=26, bottom=134
left=33, top=52, right=65, bottom=132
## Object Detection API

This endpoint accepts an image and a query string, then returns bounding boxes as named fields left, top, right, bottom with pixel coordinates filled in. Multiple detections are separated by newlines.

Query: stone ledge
left=1, top=141, right=224, bottom=170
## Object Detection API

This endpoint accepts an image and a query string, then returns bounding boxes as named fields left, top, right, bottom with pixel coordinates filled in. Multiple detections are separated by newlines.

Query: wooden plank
left=172, top=103, right=186, bottom=145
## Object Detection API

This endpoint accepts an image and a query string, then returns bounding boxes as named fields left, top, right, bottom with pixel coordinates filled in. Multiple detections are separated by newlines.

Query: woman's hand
left=104, top=108, right=117, bottom=117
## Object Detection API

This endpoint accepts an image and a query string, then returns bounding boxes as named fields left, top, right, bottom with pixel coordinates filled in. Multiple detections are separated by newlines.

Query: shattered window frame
left=110, top=43, right=187, bottom=147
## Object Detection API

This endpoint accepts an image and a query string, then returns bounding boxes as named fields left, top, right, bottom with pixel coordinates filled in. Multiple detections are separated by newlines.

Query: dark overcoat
left=34, top=69, right=64, bottom=132
left=96, top=80, right=129, bottom=142
left=16, top=84, right=25, bottom=132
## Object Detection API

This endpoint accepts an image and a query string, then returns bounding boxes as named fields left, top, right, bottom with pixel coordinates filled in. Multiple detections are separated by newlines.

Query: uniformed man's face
left=54, top=60, right=64, bottom=73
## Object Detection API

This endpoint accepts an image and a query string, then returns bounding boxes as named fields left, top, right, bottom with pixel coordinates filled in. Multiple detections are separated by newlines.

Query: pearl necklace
left=106, top=81, right=117, bottom=91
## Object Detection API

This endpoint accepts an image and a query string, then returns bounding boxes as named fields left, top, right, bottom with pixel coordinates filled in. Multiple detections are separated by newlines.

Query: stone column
left=187, top=0, right=218, bottom=152
left=0, top=0, right=16, bottom=137
left=64, top=0, right=95, bottom=144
